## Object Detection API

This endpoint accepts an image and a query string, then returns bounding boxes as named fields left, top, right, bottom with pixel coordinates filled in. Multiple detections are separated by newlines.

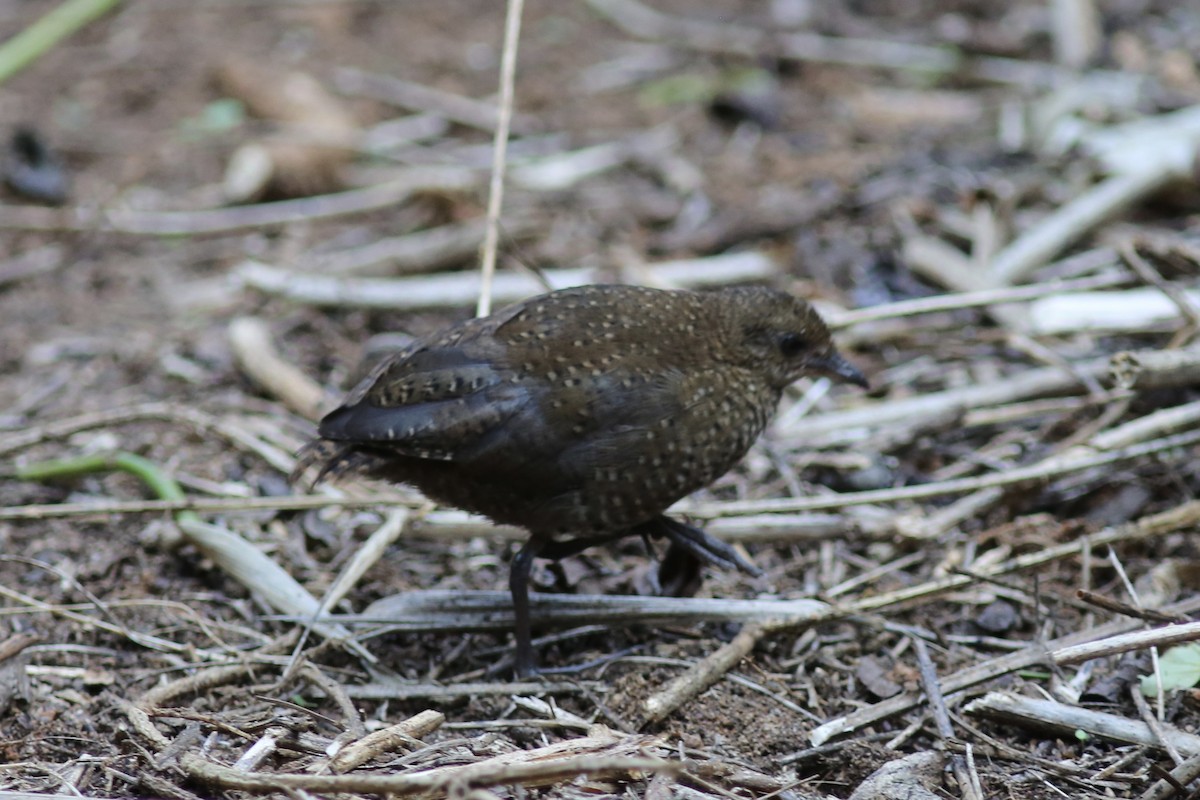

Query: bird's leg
left=639, top=516, right=762, bottom=577
left=510, top=538, right=545, bottom=678
left=509, top=532, right=626, bottom=676
left=635, top=524, right=700, bottom=596
left=656, top=540, right=704, bottom=597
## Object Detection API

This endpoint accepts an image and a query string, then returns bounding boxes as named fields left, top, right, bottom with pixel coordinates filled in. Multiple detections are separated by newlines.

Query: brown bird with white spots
left=294, top=284, right=866, bottom=676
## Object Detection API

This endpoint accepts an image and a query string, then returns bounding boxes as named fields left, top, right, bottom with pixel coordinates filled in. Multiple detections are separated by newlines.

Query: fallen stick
left=640, top=622, right=768, bottom=726
left=0, top=167, right=476, bottom=235
left=1080, top=104, right=1200, bottom=176
left=813, top=591, right=1200, bottom=746
left=987, top=126, right=1198, bottom=286
left=898, top=398, right=1200, bottom=539
left=228, top=317, right=329, bottom=422
left=1053, top=619, right=1200, bottom=666
left=586, top=0, right=1089, bottom=88
left=810, top=503, right=1200, bottom=744
left=1049, top=0, right=1101, bottom=67
left=828, top=268, right=1129, bottom=330
left=780, top=357, right=1107, bottom=444
left=1109, top=346, right=1200, bottom=390
left=1027, top=285, right=1200, bottom=335
left=778, top=340, right=1200, bottom=447
left=913, top=638, right=984, bottom=800
left=328, top=709, right=445, bottom=773
left=964, top=691, right=1200, bottom=755
left=237, top=249, right=778, bottom=309
left=343, top=680, right=595, bottom=701
left=295, top=216, right=540, bottom=276
left=338, top=592, right=829, bottom=633
left=181, top=731, right=673, bottom=798
left=689, top=427, right=1200, bottom=516
left=1143, top=754, right=1200, bottom=800
left=333, top=67, right=540, bottom=135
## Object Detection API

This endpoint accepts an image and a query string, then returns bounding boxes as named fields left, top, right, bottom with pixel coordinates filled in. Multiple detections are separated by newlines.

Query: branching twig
left=180, top=732, right=673, bottom=797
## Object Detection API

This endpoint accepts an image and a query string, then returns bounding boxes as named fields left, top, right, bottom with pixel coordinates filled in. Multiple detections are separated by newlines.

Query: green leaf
left=1140, top=643, right=1200, bottom=697
left=180, top=98, right=246, bottom=137
left=638, top=73, right=716, bottom=108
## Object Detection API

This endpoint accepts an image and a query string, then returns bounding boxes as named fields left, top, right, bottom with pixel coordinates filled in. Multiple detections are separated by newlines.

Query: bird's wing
left=549, top=366, right=762, bottom=497
left=317, top=341, right=531, bottom=462
left=443, top=367, right=698, bottom=533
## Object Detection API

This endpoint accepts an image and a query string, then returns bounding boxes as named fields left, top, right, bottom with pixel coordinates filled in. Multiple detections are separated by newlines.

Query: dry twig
left=0, top=168, right=476, bottom=234
left=237, top=249, right=778, bottom=310
left=640, top=622, right=772, bottom=726
left=228, top=317, right=329, bottom=422
left=181, top=731, right=672, bottom=797
left=965, top=692, right=1200, bottom=755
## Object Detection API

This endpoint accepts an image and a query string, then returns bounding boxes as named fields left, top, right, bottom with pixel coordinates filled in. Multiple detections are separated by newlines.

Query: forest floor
left=3, top=1, right=1200, bottom=798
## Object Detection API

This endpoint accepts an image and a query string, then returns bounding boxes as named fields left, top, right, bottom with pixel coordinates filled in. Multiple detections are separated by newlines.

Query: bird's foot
left=640, top=515, right=762, bottom=577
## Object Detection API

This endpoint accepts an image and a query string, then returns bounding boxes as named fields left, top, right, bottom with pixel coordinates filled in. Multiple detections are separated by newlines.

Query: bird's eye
left=778, top=332, right=807, bottom=358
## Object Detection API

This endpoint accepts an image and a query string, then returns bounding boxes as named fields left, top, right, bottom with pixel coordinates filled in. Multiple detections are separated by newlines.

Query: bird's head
left=717, top=287, right=867, bottom=391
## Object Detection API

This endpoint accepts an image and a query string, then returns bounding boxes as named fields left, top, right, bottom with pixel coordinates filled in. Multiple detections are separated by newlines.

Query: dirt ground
left=3, top=1, right=1200, bottom=798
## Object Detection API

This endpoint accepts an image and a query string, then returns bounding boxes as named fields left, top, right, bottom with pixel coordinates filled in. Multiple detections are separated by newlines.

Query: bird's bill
left=811, top=352, right=868, bottom=389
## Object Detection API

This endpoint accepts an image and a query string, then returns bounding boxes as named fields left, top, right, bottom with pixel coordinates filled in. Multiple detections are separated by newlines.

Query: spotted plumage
left=294, top=284, right=865, bottom=675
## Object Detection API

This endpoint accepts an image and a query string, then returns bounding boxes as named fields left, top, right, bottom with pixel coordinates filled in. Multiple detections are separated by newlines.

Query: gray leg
left=636, top=516, right=761, bottom=576
left=509, top=538, right=545, bottom=678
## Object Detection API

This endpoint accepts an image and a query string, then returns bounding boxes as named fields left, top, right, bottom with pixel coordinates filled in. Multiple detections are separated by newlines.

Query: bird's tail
left=289, top=439, right=380, bottom=490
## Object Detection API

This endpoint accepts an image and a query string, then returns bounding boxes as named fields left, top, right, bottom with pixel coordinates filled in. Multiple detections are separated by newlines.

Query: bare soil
left=3, top=1, right=1200, bottom=798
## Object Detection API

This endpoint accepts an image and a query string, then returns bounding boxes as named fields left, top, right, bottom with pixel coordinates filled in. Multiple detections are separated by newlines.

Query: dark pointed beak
left=813, top=352, right=868, bottom=389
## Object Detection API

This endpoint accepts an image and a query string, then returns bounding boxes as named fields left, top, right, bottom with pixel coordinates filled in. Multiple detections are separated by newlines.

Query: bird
left=293, top=283, right=866, bottom=676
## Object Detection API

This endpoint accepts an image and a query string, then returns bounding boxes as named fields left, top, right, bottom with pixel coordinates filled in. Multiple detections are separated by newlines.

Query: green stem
left=16, top=452, right=197, bottom=523
left=0, top=0, right=123, bottom=86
